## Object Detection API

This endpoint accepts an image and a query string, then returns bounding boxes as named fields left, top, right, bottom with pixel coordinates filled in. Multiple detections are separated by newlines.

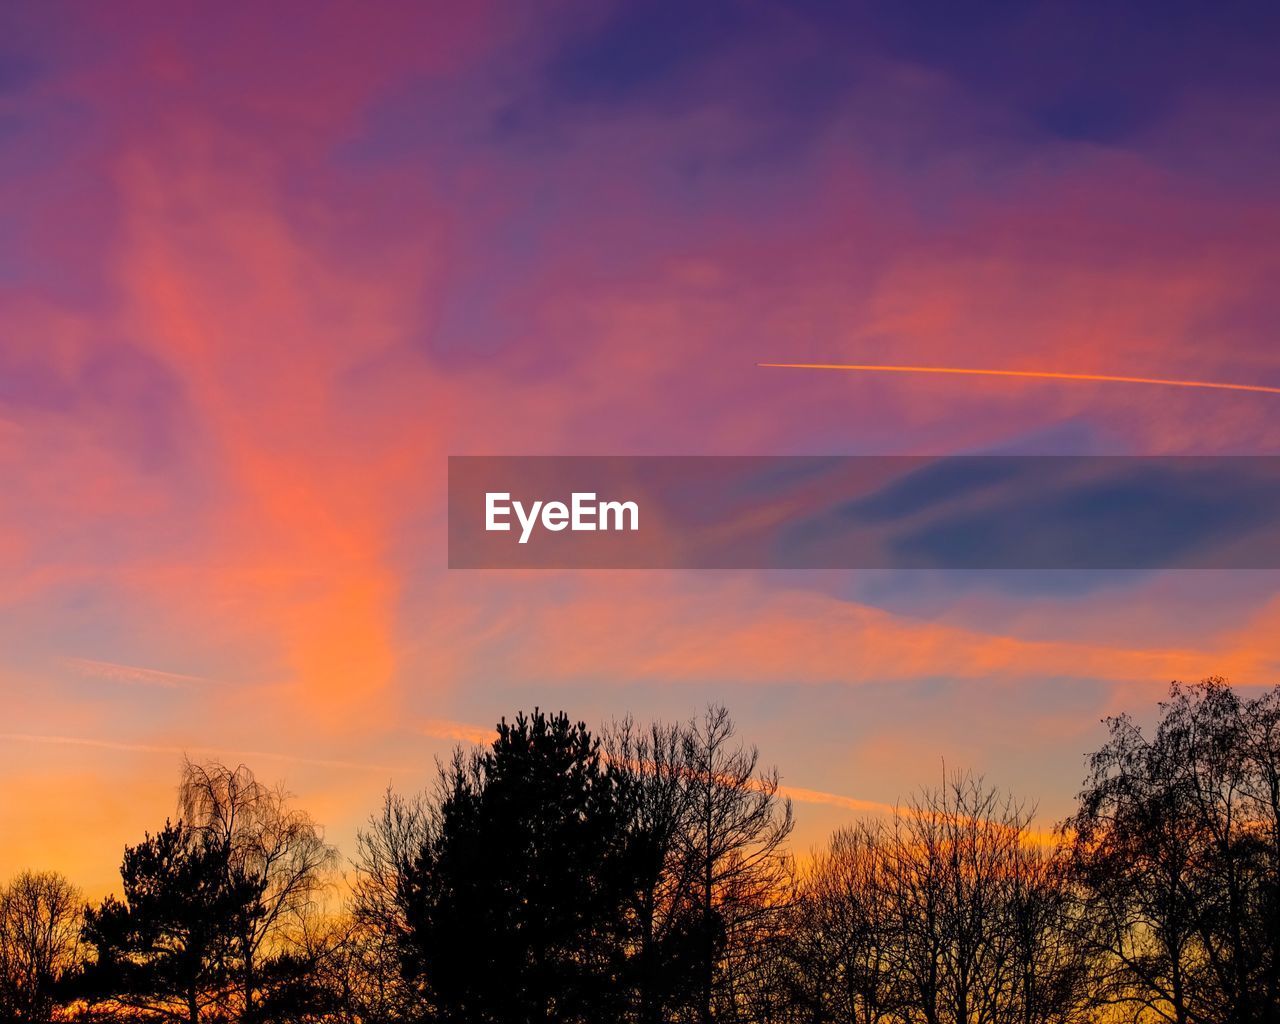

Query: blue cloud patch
left=785, top=457, right=1280, bottom=570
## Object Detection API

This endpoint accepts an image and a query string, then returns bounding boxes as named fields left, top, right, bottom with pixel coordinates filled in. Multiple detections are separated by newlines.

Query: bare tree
left=606, top=719, right=705, bottom=1024
left=349, top=786, right=438, bottom=1024
left=1064, top=679, right=1280, bottom=1024
left=0, top=870, right=82, bottom=1024
left=786, top=784, right=1091, bottom=1024
left=1003, top=836, right=1094, bottom=1024
left=682, top=706, right=794, bottom=1024
left=788, top=821, right=898, bottom=1024
left=883, top=773, right=1077, bottom=1024
left=1239, top=686, right=1280, bottom=1017
left=178, top=759, right=339, bottom=1020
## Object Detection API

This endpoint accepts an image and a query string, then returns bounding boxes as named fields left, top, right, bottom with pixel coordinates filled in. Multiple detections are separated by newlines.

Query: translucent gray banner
left=448, top=456, right=1280, bottom=569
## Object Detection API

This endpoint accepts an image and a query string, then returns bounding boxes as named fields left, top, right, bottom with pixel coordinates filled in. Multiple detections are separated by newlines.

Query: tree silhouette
left=81, top=820, right=263, bottom=1024
left=351, top=787, right=436, bottom=1024
left=783, top=775, right=1096, bottom=1024
left=8, top=685, right=1280, bottom=1023
left=681, top=706, right=794, bottom=1023
left=785, top=822, right=899, bottom=1024
left=0, top=870, right=81, bottom=1024
left=1064, top=678, right=1280, bottom=1024
left=605, top=719, right=707, bottom=1024
left=178, top=759, right=338, bottom=1021
left=400, top=709, right=638, bottom=1024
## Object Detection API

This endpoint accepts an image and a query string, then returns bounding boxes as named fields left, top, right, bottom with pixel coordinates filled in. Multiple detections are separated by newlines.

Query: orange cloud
left=426, top=575, right=1280, bottom=692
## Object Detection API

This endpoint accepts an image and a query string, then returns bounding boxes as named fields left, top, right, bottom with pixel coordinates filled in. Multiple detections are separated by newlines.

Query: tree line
left=2, top=678, right=1278, bottom=1023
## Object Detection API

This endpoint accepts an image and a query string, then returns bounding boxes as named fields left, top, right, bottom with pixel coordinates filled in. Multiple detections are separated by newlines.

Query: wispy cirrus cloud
left=419, top=718, right=499, bottom=745
left=58, top=657, right=209, bottom=689
left=0, top=732, right=405, bottom=775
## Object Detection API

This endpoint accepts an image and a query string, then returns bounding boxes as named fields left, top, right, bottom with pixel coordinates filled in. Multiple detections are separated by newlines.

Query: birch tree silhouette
left=1065, top=679, right=1280, bottom=1024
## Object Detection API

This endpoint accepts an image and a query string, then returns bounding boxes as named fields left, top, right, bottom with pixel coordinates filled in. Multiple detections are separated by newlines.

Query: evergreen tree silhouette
left=81, top=820, right=264, bottom=1024
left=402, top=710, right=635, bottom=1024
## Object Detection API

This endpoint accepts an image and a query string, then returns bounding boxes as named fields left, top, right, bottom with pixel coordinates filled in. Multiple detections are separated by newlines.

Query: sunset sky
left=4, top=1, right=1280, bottom=896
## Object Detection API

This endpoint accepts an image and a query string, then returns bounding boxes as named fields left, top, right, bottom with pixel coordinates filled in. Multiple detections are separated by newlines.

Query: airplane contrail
left=757, top=362, right=1280, bottom=396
